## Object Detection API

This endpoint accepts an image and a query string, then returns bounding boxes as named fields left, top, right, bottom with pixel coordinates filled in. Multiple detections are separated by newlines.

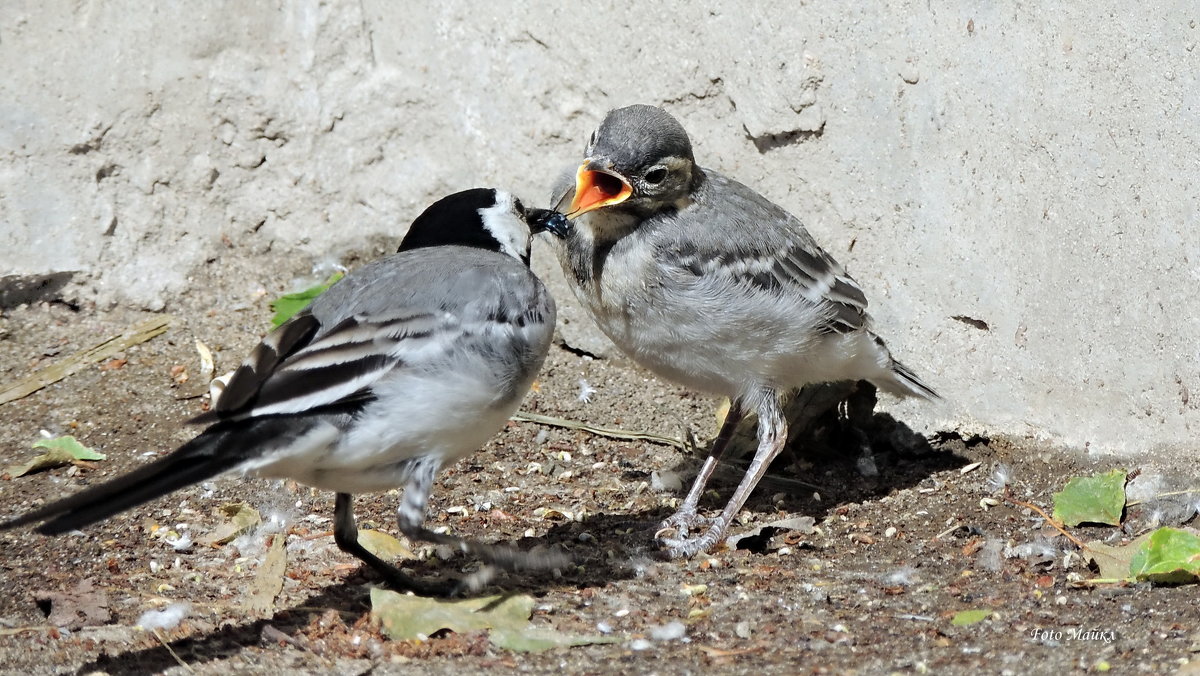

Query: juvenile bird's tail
left=1, top=417, right=307, bottom=535
left=866, top=332, right=941, bottom=402
left=888, top=359, right=941, bottom=401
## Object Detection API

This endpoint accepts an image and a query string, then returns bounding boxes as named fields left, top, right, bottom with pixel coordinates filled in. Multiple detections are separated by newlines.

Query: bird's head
left=399, top=188, right=562, bottom=266
left=561, top=105, right=699, bottom=221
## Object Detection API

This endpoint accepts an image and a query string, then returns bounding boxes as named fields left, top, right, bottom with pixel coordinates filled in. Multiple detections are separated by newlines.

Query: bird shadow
left=71, top=535, right=641, bottom=675
left=74, top=385, right=968, bottom=673
left=661, top=381, right=975, bottom=519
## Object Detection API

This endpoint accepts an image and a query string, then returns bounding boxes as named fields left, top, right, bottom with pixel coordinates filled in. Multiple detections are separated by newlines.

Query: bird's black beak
left=527, top=207, right=572, bottom=239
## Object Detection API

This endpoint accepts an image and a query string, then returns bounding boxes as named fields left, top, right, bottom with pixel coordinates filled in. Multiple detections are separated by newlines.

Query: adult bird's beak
left=568, top=160, right=632, bottom=218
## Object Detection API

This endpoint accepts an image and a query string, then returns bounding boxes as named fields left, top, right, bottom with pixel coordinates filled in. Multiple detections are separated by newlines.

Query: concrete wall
left=3, top=1, right=1198, bottom=455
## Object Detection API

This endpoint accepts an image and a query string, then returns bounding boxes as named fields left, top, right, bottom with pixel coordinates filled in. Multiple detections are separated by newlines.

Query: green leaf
left=1052, top=469, right=1127, bottom=526
left=357, top=529, right=415, bottom=562
left=490, top=627, right=621, bottom=652
left=950, top=609, right=991, bottom=626
left=370, top=590, right=622, bottom=652
left=1129, top=527, right=1200, bottom=584
left=5, top=436, right=106, bottom=477
left=269, top=272, right=344, bottom=327
left=371, top=591, right=533, bottom=640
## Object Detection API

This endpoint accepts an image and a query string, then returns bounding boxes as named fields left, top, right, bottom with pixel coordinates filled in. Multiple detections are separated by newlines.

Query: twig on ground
left=1001, top=489, right=1088, bottom=550
left=0, top=315, right=173, bottom=406
left=152, top=628, right=194, bottom=673
left=511, top=411, right=688, bottom=449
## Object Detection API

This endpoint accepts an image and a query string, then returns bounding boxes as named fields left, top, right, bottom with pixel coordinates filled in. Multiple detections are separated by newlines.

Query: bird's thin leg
left=662, top=393, right=786, bottom=559
left=395, top=460, right=570, bottom=593
left=332, top=492, right=449, bottom=596
left=658, top=400, right=745, bottom=538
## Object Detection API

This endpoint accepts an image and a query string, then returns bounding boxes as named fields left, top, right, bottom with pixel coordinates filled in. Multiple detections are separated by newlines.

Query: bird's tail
left=1, top=420, right=276, bottom=535
left=866, top=332, right=941, bottom=401
left=888, top=359, right=941, bottom=401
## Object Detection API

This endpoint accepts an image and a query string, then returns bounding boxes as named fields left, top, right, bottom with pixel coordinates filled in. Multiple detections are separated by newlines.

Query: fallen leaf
left=1052, top=469, right=1127, bottom=526
left=1129, top=527, right=1200, bottom=584
left=6, top=436, right=106, bottom=477
left=370, top=590, right=619, bottom=652
left=100, top=358, right=127, bottom=371
left=372, top=591, right=532, bottom=640
left=270, top=272, right=344, bottom=327
left=202, top=502, right=263, bottom=546
left=33, top=579, right=111, bottom=629
left=247, top=534, right=288, bottom=615
left=358, top=529, right=415, bottom=562
left=1083, top=531, right=1154, bottom=579
left=491, top=626, right=619, bottom=652
left=950, top=609, right=991, bottom=626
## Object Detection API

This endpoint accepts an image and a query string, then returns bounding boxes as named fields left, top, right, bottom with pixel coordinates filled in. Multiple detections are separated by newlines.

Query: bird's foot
left=657, top=516, right=729, bottom=559
left=654, top=507, right=713, bottom=541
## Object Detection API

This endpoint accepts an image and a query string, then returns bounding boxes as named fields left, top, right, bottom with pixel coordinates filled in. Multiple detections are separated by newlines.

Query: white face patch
left=477, top=190, right=531, bottom=262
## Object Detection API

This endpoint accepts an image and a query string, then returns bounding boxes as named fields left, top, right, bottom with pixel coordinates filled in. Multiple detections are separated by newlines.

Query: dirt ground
left=1, top=251, right=1197, bottom=675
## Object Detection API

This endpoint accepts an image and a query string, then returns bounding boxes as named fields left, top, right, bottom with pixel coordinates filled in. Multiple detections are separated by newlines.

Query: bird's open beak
left=568, top=160, right=632, bottom=218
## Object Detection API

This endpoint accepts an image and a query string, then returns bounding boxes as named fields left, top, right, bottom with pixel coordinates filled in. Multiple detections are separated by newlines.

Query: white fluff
left=649, top=621, right=687, bottom=641
left=137, top=602, right=191, bottom=631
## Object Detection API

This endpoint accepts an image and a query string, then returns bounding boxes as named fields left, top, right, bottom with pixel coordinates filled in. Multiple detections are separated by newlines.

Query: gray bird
left=2, top=188, right=560, bottom=593
left=544, top=105, right=938, bottom=558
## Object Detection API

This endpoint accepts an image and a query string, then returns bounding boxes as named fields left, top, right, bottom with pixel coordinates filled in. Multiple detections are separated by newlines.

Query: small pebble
left=735, top=621, right=753, bottom=639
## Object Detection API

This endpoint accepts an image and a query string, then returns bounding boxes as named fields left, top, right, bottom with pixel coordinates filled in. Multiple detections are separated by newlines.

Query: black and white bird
left=544, top=105, right=939, bottom=558
left=2, top=188, right=561, bottom=593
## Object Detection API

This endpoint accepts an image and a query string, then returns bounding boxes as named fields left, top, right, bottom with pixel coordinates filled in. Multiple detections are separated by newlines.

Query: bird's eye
left=644, top=167, right=668, bottom=185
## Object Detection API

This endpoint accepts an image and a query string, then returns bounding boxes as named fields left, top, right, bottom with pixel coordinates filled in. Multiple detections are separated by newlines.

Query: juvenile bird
left=3, top=188, right=560, bottom=593
left=544, top=105, right=938, bottom=558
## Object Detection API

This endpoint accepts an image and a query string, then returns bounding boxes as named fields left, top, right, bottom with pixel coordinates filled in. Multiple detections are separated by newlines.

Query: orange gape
left=569, top=163, right=632, bottom=215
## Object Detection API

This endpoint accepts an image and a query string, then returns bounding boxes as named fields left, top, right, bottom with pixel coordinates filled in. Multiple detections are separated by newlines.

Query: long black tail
left=1, top=417, right=309, bottom=535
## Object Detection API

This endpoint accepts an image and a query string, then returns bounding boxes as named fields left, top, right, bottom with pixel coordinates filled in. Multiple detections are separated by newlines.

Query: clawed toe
left=657, top=510, right=713, bottom=540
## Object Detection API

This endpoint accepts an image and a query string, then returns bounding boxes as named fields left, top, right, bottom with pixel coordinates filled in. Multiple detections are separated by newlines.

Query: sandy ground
left=0, top=251, right=1198, bottom=675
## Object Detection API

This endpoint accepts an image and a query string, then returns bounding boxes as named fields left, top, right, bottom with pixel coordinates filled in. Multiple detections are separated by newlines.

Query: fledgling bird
left=543, top=105, right=939, bottom=558
left=2, top=188, right=561, bottom=593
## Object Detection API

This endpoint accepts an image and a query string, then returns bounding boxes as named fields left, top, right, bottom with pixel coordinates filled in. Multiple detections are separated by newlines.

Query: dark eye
left=644, top=167, right=668, bottom=184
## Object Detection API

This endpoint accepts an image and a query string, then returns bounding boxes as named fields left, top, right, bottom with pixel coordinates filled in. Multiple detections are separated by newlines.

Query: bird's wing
left=658, top=172, right=870, bottom=334
left=192, top=248, right=549, bottom=424
left=189, top=308, right=447, bottom=424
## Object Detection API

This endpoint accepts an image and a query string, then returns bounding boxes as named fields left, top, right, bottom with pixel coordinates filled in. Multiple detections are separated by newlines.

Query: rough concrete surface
left=2, top=1, right=1198, bottom=456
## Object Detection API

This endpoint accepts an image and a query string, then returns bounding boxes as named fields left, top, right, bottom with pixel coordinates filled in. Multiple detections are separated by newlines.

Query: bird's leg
left=332, top=492, right=450, bottom=596
left=658, top=400, right=745, bottom=538
left=847, top=380, right=879, bottom=476
left=395, top=460, right=570, bottom=593
left=661, top=393, right=786, bottom=559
